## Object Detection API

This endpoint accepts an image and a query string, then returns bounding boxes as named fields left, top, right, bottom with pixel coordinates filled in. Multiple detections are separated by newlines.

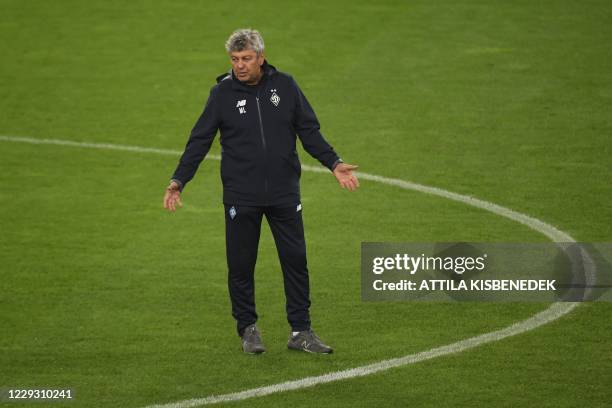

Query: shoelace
left=244, top=326, right=260, bottom=341
left=302, top=329, right=323, bottom=344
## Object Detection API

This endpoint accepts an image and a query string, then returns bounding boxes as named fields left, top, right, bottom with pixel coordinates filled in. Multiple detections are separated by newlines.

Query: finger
left=177, top=196, right=183, bottom=208
left=352, top=175, right=360, bottom=188
left=346, top=178, right=357, bottom=190
left=344, top=164, right=359, bottom=170
left=347, top=179, right=356, bottom=191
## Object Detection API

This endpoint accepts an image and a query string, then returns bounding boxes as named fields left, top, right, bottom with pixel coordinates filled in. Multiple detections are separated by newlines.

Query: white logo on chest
left=270, top=89, right=280, bottom=107
left=236, top=99, right=247, bottom=114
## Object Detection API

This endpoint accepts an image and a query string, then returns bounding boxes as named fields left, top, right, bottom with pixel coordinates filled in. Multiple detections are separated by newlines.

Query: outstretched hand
left=333, top=163, right=360, bottom=191
left=163, top=181, right=183, bottom=212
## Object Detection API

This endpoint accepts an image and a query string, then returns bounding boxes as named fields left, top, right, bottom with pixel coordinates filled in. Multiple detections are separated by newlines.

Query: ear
left=258, top=52, right=265, bottom=65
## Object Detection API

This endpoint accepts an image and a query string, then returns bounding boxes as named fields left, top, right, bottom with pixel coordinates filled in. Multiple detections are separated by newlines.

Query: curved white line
left=0, top=135, right=589, bottom=407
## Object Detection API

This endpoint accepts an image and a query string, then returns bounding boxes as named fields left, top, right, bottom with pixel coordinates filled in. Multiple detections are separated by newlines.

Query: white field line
left=0, top=135, right=591, bottom=407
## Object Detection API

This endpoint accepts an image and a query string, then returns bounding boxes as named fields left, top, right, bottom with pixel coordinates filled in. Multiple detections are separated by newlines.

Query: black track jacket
left=171, top=60, right=341, bottom=206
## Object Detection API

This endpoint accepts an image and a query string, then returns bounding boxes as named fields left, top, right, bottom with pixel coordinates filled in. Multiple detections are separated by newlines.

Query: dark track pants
left=224, top=203, right=311, bottom=337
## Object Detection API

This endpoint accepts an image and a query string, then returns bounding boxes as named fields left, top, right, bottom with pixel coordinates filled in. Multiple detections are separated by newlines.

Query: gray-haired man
left=163, top=28, right=359, bottom=354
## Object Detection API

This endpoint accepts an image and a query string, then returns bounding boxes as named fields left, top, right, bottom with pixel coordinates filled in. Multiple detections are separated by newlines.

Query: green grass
left=1, top=0, right=610, bottom=407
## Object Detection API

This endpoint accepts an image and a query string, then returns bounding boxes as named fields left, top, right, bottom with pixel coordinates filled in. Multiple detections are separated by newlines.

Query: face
left=230, top=49, right=265, bottom=85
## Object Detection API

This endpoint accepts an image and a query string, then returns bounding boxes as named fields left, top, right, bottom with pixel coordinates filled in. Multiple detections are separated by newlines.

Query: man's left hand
left=163, top=181, right=183, bottom=212
left=333, top=163, right=360, bottom=191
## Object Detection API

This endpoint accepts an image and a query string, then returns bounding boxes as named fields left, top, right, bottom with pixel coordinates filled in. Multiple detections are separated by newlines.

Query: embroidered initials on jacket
left=236, top=99, right=246, bottom=114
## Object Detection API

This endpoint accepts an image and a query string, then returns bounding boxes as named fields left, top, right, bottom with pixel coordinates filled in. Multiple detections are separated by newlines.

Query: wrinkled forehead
left=229, top=48, right=260, bottom=59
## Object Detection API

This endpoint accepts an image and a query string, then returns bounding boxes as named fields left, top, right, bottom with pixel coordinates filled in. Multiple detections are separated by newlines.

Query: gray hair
left=225, top=28, right=265, bottom=55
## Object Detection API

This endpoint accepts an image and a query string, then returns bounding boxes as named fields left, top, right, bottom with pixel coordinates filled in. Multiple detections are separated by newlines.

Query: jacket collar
left=216, top=60, right=277, bottom=91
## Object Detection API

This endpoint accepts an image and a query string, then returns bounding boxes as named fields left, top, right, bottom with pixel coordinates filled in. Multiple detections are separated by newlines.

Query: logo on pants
left=229, top=206, right=237, bottom=219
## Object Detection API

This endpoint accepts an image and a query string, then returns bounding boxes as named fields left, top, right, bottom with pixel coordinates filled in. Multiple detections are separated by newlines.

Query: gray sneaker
left=241, top=324, right=266, bottom=354
left=287, top=329, right=333, bottom=354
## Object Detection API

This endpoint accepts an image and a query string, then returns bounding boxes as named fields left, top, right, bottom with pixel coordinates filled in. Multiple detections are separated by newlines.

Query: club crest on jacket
left=270, top=89, right=280, bottom=107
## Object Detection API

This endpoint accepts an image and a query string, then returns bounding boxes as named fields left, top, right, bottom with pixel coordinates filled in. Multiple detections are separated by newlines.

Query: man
left=163, top=28, right=359, bottom=354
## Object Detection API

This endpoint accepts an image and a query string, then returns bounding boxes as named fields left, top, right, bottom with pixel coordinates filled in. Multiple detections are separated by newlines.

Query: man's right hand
left=163, top=181, right=183, bottom=212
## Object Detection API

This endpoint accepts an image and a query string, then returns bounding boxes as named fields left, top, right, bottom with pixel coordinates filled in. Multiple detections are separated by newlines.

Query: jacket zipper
left=255, top=93, right=269, bottom=195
